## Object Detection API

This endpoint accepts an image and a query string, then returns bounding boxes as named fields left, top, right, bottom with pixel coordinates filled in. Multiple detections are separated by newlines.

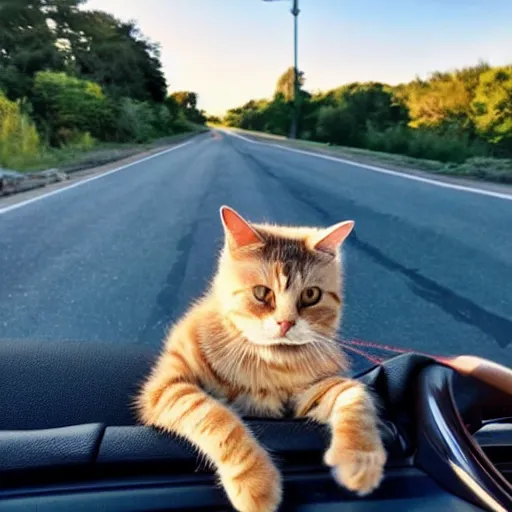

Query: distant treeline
left=224, top=64, right=512, bottom=163
left=0, top=0, right=206, bottom=169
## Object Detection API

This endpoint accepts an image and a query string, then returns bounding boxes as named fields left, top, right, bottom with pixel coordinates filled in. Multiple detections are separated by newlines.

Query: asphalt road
left=1, top=131, right=511, bottom=372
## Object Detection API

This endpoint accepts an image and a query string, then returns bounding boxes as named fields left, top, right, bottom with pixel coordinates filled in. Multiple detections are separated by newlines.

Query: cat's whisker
left=310, top=332, right=338, bottom=344
left=304, top=338, right=336, bottom=366
left=310, top=342, right=328, bottom=365
left=310, top=333, right=383, bottom=365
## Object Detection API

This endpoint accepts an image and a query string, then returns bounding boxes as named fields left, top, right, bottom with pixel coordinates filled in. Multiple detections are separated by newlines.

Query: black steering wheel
left=415, top=357, right=512, bottom=512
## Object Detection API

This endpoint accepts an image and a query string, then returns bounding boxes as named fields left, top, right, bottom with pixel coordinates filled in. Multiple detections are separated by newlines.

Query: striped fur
left=136, top=207, right=386, bottom=512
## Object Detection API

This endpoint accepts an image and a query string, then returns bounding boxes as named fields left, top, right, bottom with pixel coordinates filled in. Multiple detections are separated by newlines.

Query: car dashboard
left=0, top=420, right=493, bottom=511
left=0, top=340, right=510, bottom=511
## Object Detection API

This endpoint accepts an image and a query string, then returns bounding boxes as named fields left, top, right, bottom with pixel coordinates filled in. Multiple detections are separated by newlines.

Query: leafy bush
left=154, top=104, right=175, bottom=136
left=66, top=131, right=96, bottom=151
left=115, top=98, right=157, bottom=143
left=32, top=72, right=114, bottom=146
left=0, top=93, right=40, bottom=167
left=316, top=105, right=361, bottom=146
left=172, top=110, right=193, bottom=134
left=365, top=123, right=488, bottom=162
left=472, top=66, right=512, bottom=152
left=448, top=157, right=512, bottom=183
left=409, top=129, right=478, bottom=162
left=364, top=123, right=410, bottom=154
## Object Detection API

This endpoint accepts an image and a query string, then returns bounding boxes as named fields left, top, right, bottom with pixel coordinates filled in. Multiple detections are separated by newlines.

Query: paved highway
left=0, top=131, right=511, bottom=372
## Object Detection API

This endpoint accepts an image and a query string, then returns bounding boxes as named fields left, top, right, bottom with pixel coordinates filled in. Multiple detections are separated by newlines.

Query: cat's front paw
left=324, top=442, right=387, bottom=496
left=220, top=448, right=282, bottom=512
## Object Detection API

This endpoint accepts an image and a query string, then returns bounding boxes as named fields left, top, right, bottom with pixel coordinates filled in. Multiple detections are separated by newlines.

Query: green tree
left=0, top=0, right=204, bottom=164
left=316, top=105, right=359, bottom=146
left=171, top=91, right=198, bottom=110
left=398, top=63, right=490, bottom=136
left=225, top=62, right=506, bottom=162
left=0, top=1, right=167, bottom=103
left=169, top=91, right=206, bottom=124
left=206, top=115, right=222, bottom=125
left=31, top=71, right=113, bottom=145
left=58, top=9, right=167, bottom=102
left=0, top=0, right=65, bottom=99
left=339, top=82, right=408, bottom=130
left=472, top=66, right=512, bottom=149
left=263, top=93, right=292, bottom=135
left=402, top=76, right=471, bottom=130
left=276, top=67, right=305, bottom=102
left=231, top=99, right=264, bottom=130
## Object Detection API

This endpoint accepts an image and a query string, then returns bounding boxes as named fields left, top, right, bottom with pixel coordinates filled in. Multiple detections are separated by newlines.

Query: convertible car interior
left=0, top=340, right=510, bottom=511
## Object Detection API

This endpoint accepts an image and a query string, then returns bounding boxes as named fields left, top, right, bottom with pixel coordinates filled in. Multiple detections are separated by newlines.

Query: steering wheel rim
left=415, top=360, right=512, bottom=512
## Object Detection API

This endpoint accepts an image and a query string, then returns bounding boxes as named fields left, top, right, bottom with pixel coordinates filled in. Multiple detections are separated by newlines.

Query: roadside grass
left=8, top=124, right=209, bottom=174
left=220, top=126, right=512, bottom=185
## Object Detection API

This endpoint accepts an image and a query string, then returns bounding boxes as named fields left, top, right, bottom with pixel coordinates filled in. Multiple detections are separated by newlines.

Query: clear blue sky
left=85, top=0, right=512, bottom=115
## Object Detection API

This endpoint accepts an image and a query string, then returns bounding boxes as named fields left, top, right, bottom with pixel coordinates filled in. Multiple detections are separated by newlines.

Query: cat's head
left=213, top=206, right=354, bottom=347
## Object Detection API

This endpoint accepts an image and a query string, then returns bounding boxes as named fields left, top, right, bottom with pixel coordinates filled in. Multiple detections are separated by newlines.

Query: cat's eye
left=300, top=287, right=322, bottom=307
left=253, top=285, right=271, bottom=302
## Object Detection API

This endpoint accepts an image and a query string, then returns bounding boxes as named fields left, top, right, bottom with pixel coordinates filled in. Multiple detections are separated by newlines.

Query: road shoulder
left=0, top=132, right=208, bottom=213
left=224, top=128, right=512, bottom=199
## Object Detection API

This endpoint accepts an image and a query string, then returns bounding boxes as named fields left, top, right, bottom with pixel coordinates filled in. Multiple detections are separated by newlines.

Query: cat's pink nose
left=277, top=320, right=295, bottom=337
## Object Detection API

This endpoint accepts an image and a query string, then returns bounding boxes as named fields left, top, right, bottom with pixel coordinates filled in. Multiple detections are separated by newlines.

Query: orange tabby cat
left=136, top=206, right=386, bottom=512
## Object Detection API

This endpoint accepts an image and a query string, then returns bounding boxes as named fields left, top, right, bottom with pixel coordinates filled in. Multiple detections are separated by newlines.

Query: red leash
left=340, top=338, right=449, bottom=365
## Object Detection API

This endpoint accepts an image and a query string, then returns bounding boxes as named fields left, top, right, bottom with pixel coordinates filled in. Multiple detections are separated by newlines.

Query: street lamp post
left=263, top=0, right=300, bottom=139
left=290, top=0, right=300, bottom=139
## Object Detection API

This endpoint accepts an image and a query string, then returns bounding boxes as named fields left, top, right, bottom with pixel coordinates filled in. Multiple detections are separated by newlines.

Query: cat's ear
left=311, top=220, right=355, bottom=255
left=220, top=206, right=263, bottom=249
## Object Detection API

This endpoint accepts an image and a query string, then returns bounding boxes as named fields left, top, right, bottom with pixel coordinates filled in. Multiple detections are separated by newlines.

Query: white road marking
left=220, top=129, right=512, bottom=202
left=220, top=129, right=261, bottom=144
left=0, top=140, right=193, bottom=215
